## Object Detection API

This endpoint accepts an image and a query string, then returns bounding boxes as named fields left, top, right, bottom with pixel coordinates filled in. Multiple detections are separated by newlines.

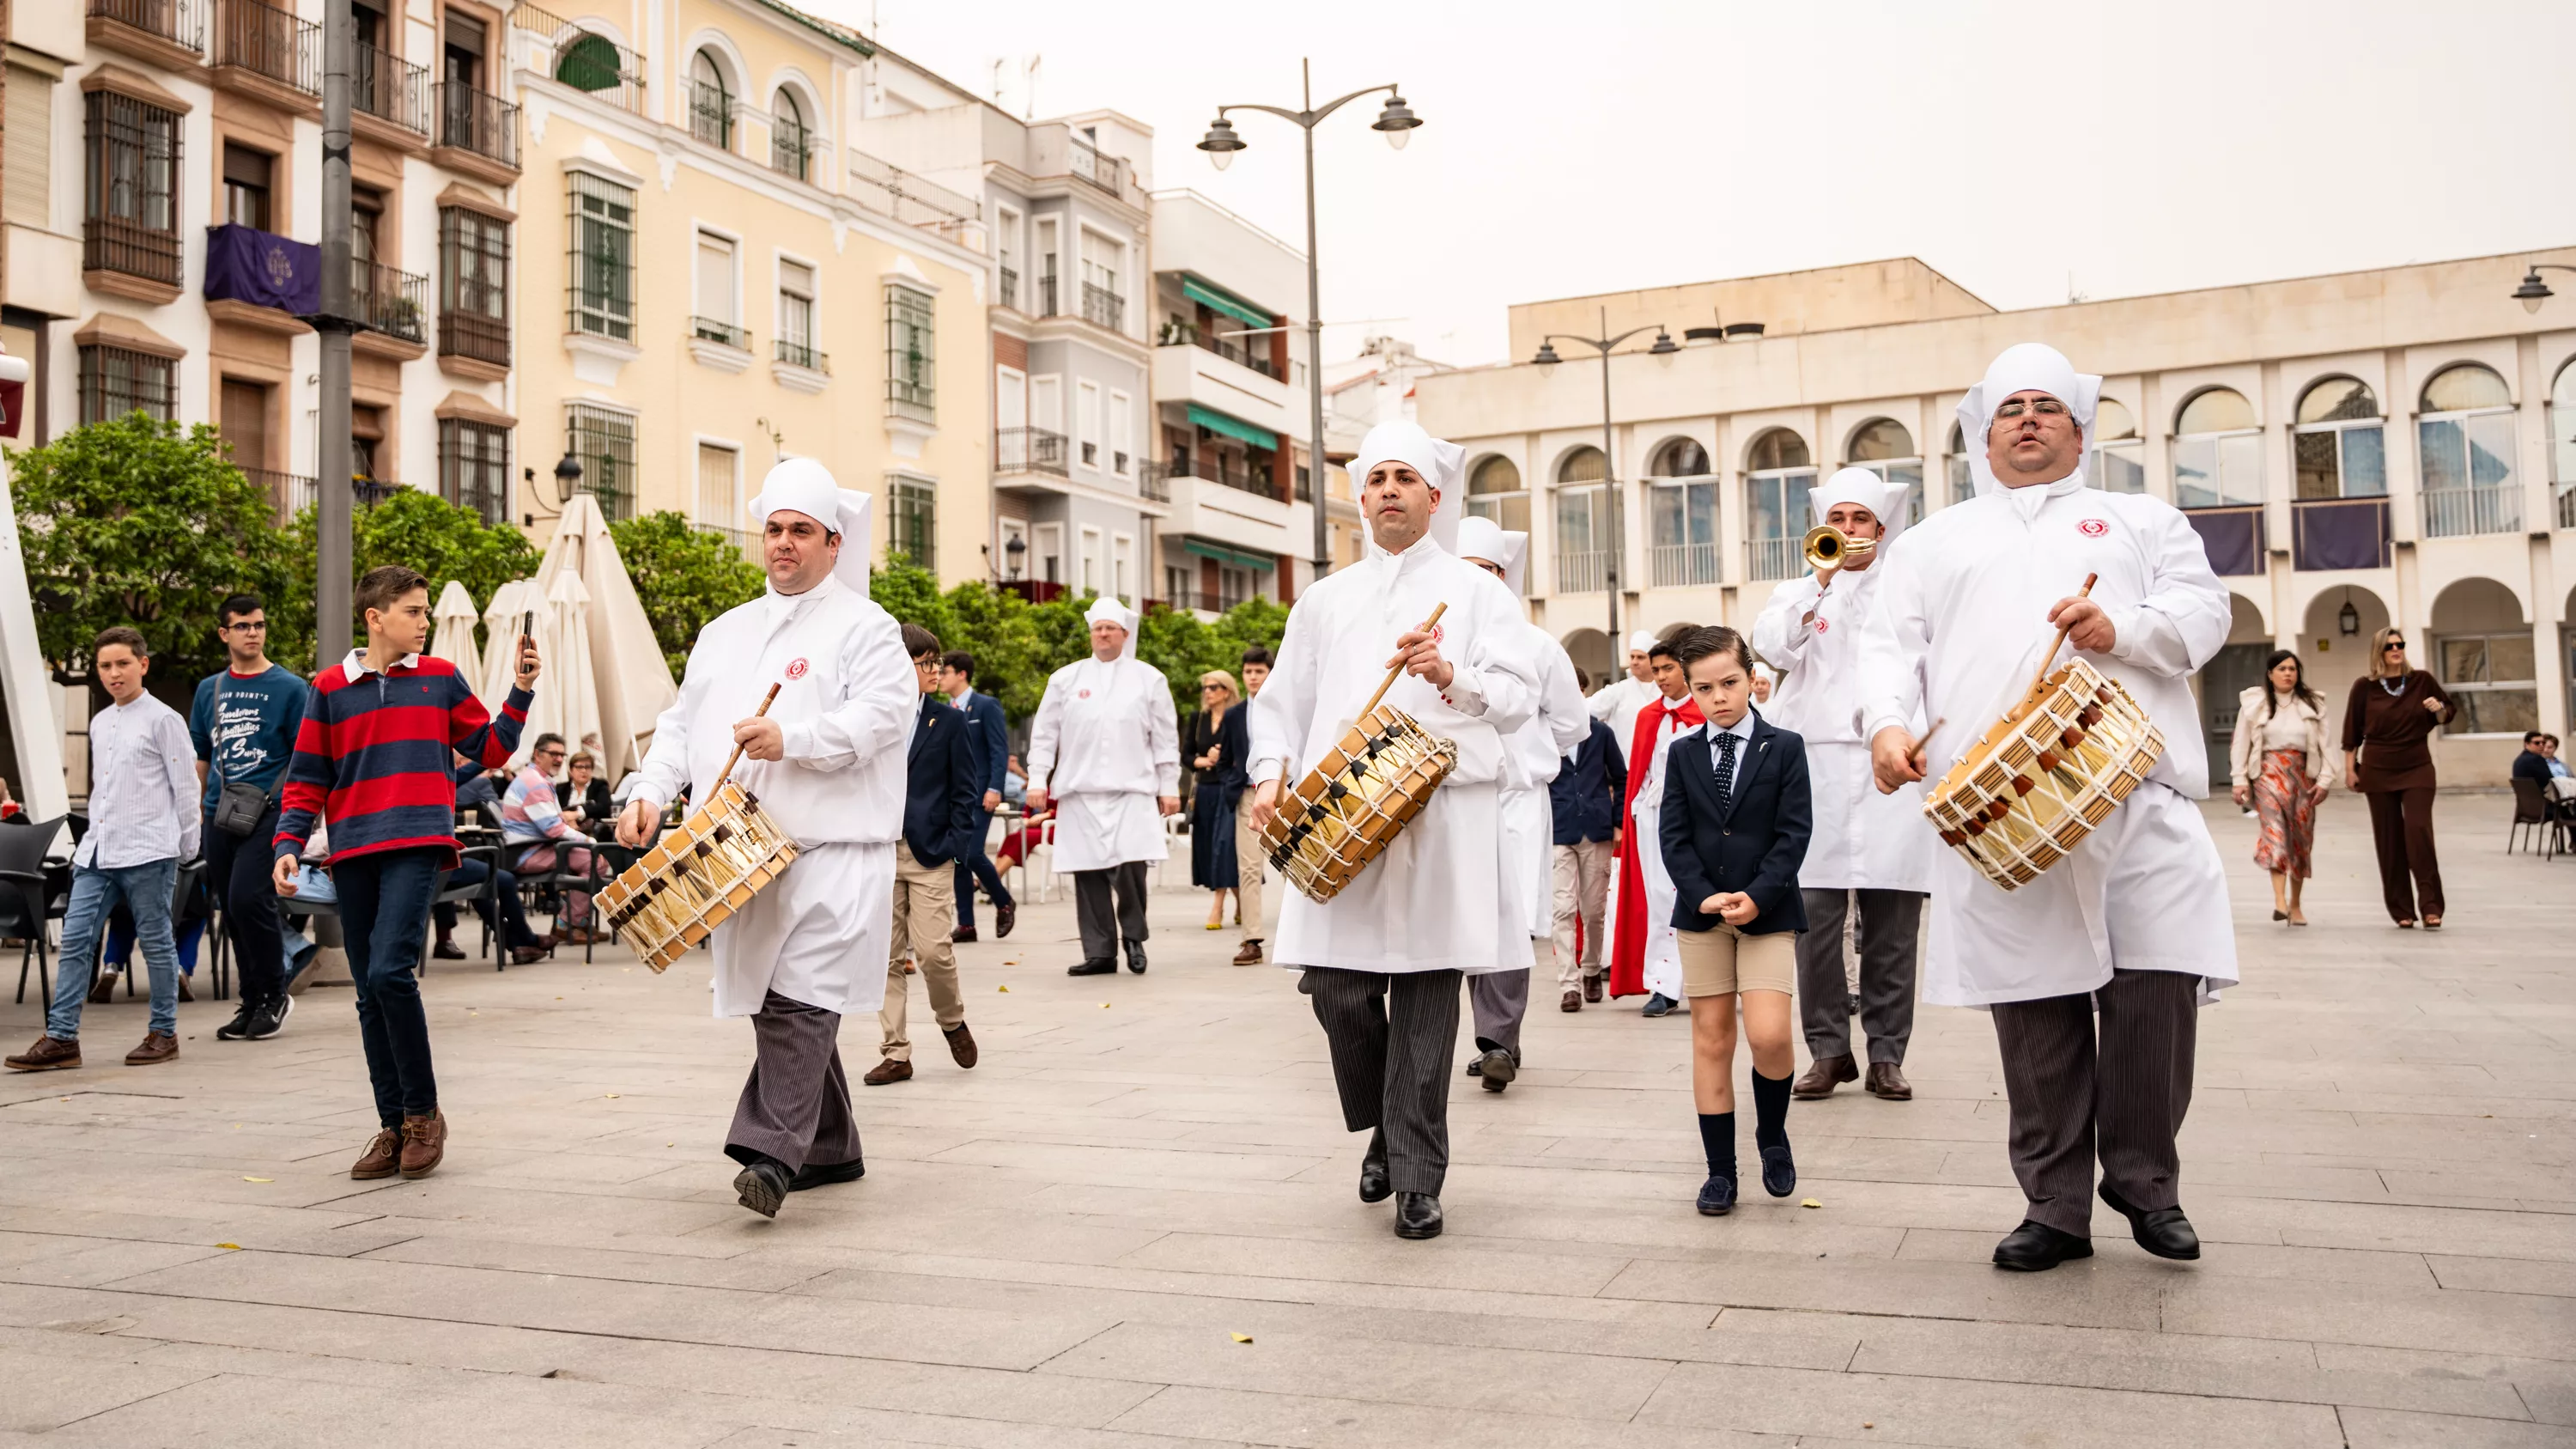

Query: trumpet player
left=1752, top=469, right=1933, bottom=1104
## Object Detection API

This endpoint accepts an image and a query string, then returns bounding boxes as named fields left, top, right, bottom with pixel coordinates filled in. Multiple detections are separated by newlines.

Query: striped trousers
left=1989, top=968, right=2199, bottom=1237
left=1306, top=967, right=1462, bottom=1196
left=726, top=990, right=864, bottom=1173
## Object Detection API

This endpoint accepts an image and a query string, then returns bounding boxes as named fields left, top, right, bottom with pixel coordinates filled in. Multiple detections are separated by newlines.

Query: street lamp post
left=1197, top=61, right=1421, bottom=583
left=1533, top=307, right=1678, bottom=648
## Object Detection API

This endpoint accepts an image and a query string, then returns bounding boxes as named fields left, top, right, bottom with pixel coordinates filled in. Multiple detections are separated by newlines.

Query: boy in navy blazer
left=870, top=624, right=984, bottom=1087
left=1659, top=625, right=1812, bottom=1217
left=939, top=650, right=1015, bottom=941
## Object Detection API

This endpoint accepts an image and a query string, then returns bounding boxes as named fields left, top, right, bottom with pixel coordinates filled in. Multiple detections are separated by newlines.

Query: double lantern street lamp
left=1196, top=63, right=1422, bottom=581
left=1532, top=311, right=1681, bottom=646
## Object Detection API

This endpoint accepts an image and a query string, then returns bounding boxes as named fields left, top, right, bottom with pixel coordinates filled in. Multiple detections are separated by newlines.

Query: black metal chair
left=432, top=843, right=505, bottom=966
left=0, top=815, right=67, bottom=1004
left=2509, top=777, right=2560, bottom=859
left=483, top=804, right=616, bottom=964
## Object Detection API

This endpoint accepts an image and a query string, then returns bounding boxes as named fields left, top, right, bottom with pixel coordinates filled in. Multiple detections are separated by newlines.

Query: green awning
left=1182, top=539, right=1276, bottom=572
left=1182, top=275, right=1273, bottom=330
left=1187, top=403, right=1278, bottom=452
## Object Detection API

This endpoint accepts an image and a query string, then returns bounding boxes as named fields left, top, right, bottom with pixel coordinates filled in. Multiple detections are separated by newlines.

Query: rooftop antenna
left=1024, top=55, right=1041, bottom=119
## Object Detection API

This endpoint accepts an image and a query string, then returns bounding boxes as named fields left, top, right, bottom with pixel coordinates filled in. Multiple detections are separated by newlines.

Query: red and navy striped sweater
left=273, top=652, right=532, bottom=867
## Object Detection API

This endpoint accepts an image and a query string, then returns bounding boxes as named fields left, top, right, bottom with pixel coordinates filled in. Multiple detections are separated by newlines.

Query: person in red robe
left=1606, top=641, right=1704, bottom=1005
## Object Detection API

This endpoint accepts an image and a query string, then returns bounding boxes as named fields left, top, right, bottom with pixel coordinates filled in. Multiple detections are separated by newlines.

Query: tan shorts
left=1677, top=922, right=1798, bottom=998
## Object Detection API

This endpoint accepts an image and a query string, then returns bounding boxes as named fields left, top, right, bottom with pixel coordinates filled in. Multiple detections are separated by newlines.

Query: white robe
left=1586, top=674, right=1660, bottom=765
left=1856, top=477, right=2238, bottom=1007
left=1026, top=654, right=1181, bottom=873
left=1249, top=539, right=1540, bottom=976
left=1619, top=699, right=1694, bottom=1002
left=1500, top=622, right=1594, bottom=941
left=629, top=575, right=916, bottom=1018
left=1752, top=565, right=1935, bottom=893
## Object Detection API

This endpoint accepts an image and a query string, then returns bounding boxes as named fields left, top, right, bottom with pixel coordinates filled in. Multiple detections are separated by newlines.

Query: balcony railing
left=690, top=316, right=750, bottom=350
left=1187, top=455, right=1279, bottom=499
left=1003, top=579, right=1067, bottom=605
left=1138, top=460, right=1171, bottom=502
left=845, top=151, right=980, bottom=239
left=2182, top=504, right=2266, bottom=575
left=2420, top=484, right=2521, bottom=539
left=1163, top=328, right=1279, bottom=379
left=2291, top=496, right=2391, bottom=572
left=689, top=81, right=734, bottom=149
left=1068, top=137, right=1123, bottom=196
left=440, top=307, right=507, bottom=368
left=85, top=216, right=185, bottom=289
left=696, top=522, right=758, bottom=564
left=243, top=467, right=315, bottom=521
left=1558, top=548, right=1612, bottom=594
left=769, top=114, right=811, bottom=180
left=513, top=3, right=647, bottom=115
left=775, top=339, right=828, bottom=374
left=351, top=260, right=428, bottom=344
left=434, top=83, right=519, bottom=168
left=1649, top=540, right=1720, bottom=588
left=215, top=0, right=319, bottom=95
left=355, top=43, right=429, bottom=135
left=278, top=472, right=402, bottom=516
left=88, top=0, right=204, bottom=53
left=1081, top=283, right=1125, bottom=332
left=996, top=426, right=1069, bottom=478
left=1038, top=272, right=1058, bottom=317
left=1746, top=536, right=1801, bottom=582
left=998, top=266, right=1018, bottom=310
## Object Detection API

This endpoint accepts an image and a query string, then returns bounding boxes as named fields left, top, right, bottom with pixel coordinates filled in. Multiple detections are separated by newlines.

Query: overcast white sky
left=811, top=0, right=2576, bottom=367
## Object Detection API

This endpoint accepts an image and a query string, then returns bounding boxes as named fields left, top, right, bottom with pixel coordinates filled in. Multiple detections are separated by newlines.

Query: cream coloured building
left=509, top=0, right=987, bottom=571
left=1415, top=250, right=2576, bottom=787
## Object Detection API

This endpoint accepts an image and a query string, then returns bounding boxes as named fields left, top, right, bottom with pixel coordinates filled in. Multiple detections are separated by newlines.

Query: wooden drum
left=1261, top=706, right=1457, bottom=904
left=1923, top=658, right=2164, bottom=891
left=597, top=781, right=800, bottom=971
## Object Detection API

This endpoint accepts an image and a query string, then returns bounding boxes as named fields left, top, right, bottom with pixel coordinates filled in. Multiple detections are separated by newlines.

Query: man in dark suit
left=939, top=651, right=1015, bottom=941
left=1549, top=715, right=1625, bottom=1011
left=867, top=625, right=985, bottom=1087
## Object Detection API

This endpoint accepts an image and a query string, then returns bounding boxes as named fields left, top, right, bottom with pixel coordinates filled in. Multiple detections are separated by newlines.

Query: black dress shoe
left=951, top=925, right=978, bottom=944
left=1476, top=1047, right=1516, bottom=1093
left=1124, top=941, right=1148, bottom=974
left=733, top=1158, right=792, bottom=1218
left=1992, top=1219, right=2093, bottom=1271
left=1358, top=1129, right=1392, bottom=1203
left=1759, top=1142, right=1795, bottom=1198
left=2099, top=1182, right=2202, bottom=1261
left=1067, top=959, right=1115, bottom=977
left=789, top=1158, right=866, bottom=1191
left=1394, top=1191, right=1443, bottom=1239
left=995, top=900, right=1017, bottom=939
left=1696, top=1173, right=1736, bottom=1216
left=432, top=940, right=468, bottom=960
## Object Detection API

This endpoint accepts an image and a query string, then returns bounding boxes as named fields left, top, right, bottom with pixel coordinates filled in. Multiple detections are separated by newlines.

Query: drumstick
left=2023, top=573, right=2100, bottom=705
left=1364, top=603, right=1450, bottom=715
left=714, top=683, right=783, bottom=789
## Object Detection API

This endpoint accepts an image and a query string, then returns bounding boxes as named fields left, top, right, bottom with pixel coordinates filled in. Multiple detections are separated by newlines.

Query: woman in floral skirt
left=2230, top=649, right=2330, bottom=925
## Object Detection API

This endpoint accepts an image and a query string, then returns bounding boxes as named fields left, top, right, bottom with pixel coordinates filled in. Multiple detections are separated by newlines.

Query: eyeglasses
left=221, top=620, right=268, bottom=632
left=1993, top=398, right=2071, bottom=420
left=2382, top=640, right=2406, bottom=652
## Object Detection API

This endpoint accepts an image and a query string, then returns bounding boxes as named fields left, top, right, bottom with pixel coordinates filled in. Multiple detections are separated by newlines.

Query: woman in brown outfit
left=2342, top=627, right=2457, bottom=928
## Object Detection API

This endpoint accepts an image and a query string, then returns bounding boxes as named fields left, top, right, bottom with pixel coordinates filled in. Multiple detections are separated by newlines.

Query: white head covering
left=1625, top=630, right=1657, bottom=654
left=1453, top=515, right=1528, bottom=597
left=1808, top=465, right=1914, bottom=548
left=1348, top=421, right=1467, bottom=554
left=745, top=457, right=875, bottom=594
left=1955, top=343, right=2102, bottom=500
left=1084, top=594, right=1140, bottom=661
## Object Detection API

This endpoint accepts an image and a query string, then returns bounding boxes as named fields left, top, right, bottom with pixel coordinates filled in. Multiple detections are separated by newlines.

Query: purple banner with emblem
left=203, top=223, right=319, bottom=315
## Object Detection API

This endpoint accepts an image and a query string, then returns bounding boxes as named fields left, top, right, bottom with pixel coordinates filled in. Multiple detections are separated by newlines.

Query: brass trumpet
left=1803, top=524, right=1877, bottom=574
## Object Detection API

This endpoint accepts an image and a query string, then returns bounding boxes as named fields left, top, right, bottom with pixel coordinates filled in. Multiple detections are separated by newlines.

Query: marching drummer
left=617, top=458, right=917, bottom=1220
left=1025, top=595, right=1181, bottom=978
left=1858, top=343, right=2235, bottom=1272
left=1248, top=420, right=1544, bottom=1242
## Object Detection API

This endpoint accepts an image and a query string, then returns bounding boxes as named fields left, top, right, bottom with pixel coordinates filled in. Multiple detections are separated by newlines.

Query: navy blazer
left=1658, top=710, right=1812, bottom=937
left=902, top=694, right=984, bottom=865
left=1552, top=715, right=1626, bottom=845
left=954, top=688, right=1008, bottom=797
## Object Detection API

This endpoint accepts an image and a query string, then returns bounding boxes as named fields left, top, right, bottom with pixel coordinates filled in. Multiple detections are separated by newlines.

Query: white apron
left=1052, top=790, right=1169, bottom=874
left=712, top=842, right=895, bottom=1018
left=1028, top=654, right=1180, bottom=872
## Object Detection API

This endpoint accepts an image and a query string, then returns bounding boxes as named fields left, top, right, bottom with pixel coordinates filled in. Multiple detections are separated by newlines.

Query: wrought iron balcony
left=1137, top=460, right=1172, bottom=502
left=996, top=427, right=1069, bottom=478
left=86, top=216, right=185, bottom=289
left=351, top=260, right=428, bottom=344
left=769, top=114, right=811, bottom=180
left=690, top=81, right=734, bottom=149
left=690, top=316, right=750, bottom=350
left=355, top=42, right=428, bottom=135
left=1185, top=454, right=1279, bottom=499
left=215, top=0, right=318, bottom=95
left=440, top=308, right=508, bottom=368
left=1081, top=283, right=1124, bottom=332
left=1068, top=137, right=1123, bottom=196
left=88, top=0, right=204, bottom=54
left=775, top=339, right=829, bottom=374
left=434, top=82, right=519, bottom=168
left=998, top=266, right=1018, bottom=310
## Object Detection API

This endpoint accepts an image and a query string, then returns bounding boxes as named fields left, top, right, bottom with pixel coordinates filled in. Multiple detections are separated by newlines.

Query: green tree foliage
left=7, top=414, right=298, bottom=696
left=606, top=511, right=767, bottom=677
left=268, top=489, right=542, bottom=668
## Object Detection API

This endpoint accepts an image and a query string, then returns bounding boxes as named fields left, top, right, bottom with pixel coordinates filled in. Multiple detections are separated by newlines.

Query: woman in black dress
left=1187, top=672, right=1248, bottom=928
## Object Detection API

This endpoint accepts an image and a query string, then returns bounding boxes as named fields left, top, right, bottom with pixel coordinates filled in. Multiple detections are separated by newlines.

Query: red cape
left=1607, top=693, right=1703, bottom=998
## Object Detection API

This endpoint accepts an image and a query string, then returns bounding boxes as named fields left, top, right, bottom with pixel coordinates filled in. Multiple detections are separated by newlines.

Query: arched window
left=690, top=49, right=733, bottom=149
left=1466, top=454, right=1527, bottom=533
left=2551, top=358, right=2576, bottom=528
left=2291, top=377, right=2385, bottom=501
left=1743, top=428, right=1816, bottom=581
left=2096, top=397, right=2145, bottom=494
left=1649, top=437, right=1709, bottom=477
left=1947, top=421, right=1971, bottom=505
left=2430, top=579, right=2537, bottom=735
left=770, top=88, right=811, bottom=179
left=1844, top=417, right=1923, bottom=525
left=2172, top=386, right=2260, bottom=508
left=1552, top=447, right=1611, bottom=593
left=2417, top=363, right=2518, bottom=536
left=1645, top=439, right=1716, bottom=586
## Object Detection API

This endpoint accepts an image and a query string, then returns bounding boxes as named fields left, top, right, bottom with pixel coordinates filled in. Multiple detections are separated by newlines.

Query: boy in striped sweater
left=274, top=565, right=538, bottom=1181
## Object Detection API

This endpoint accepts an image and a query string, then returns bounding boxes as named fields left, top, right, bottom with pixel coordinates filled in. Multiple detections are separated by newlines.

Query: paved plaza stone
left=0, top=791, right=2569, bottom=1446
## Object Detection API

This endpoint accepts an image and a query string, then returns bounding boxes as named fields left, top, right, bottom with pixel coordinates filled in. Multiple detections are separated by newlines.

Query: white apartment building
left=1416, top=251, right=2576, bottom=788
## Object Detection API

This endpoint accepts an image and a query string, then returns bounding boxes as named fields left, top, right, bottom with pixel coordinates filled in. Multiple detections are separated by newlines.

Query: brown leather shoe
left=1865, top=1061, right=1913, bottom=1100
left=944, top=1021, right=978, bottom=1068
left=398, top=1111, right=447, bottom=1178
left=124, top=1032, right=178, bottom=1066
left=1560, top=989, right=1582, bottom=1013
left=1793, top=1054, right=1858, bottom=1099
left=509, top=945, right=549, bottom=965
left=862, top=1057, right=913, bottom=1086
left=1583, top=974, right=1603, bottom=1003
left=1232, top=940, right=1264, bottom=965
left=4, top=1035, right=81, bottom=1072
left=350, top=1127, right=403, bottom=1179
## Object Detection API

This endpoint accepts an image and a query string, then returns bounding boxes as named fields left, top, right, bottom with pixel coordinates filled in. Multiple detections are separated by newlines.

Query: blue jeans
left=49, top=859, right=181, bottom=1039
left=331, top=848, right=443, bottom=1126
left=952, top=807, right=1010, bottom=926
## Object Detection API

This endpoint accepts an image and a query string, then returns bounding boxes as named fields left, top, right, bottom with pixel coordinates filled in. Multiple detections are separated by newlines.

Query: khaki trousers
left=880, top=843, right=963, bottom=1062
left=1234, top=791, right=1267, bottom=943
left=1552, top=838, right=1613, bottom=990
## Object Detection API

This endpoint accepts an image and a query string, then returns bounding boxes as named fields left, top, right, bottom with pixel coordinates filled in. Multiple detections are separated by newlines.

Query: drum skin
left=1923, top=659, right=2164, bottom=891
left=1261, top=706, right=1457, bottom=904
left=597, top=781, right=801, bottom=971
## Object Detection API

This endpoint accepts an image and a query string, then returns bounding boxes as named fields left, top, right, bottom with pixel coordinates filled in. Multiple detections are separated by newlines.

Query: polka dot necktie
left=1713, top=730, right=1739, bottom=813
